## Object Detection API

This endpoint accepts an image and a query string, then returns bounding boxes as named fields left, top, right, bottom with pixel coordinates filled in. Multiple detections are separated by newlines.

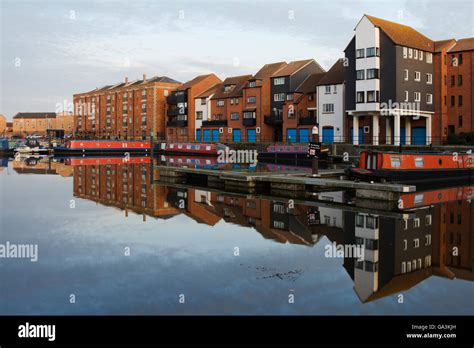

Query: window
left=356, top=70, right=365, bottom=80
left=230, top=112, right=239, bottom=120
left=201, top=98, right=206, bottom=105
left=426, top=94, right=433, bottom=104
left=407, top=261, right=412, bottom=272
left=404, top=69, right=409, bottom=81
left=425, top=234, right=432, bottom=245
left=356, top=48, right=365, bottom=58
left=364, top=261, right=378, bottom=272
left=451, top=75, right=455, bottom=86
left=419, top=51, right=423, bottom=60
left=224, top=85, right=232, bottom=92
left=243, top=111, right=255, bottom=119
left=403, top=239, right=408, bottom=250
left=414, top=71, right=421, bottom=81
left=390, top=156, right=401, bottom=168
left=235, top=98, right=239, bottom=104
left=458, top=75, right=462, bottom=86
left=404, top=90, right=409, bottom=102
left=451, top=95, right=455, bottom=106
left=365, top=239, right=379, bottom=250
left=333, top=85, right=337, bottom=93
left=230, top=98, right=234, bottom=105
left=401, top=262, right=407, bottom=274
left=458, top=53, right=463, bottom=65
left=418, top=259, right=422, bottom=269
left=245, top=96, right=256, bottom=104
left=414, top=238, right=420, bottom=248
left=414, top=92, right=421, bottom=102
left=325, top=85, right=331, bottom=94
left=366, top=68, right=379, bottom=79
left=366, top=216, right=378, bottom=229
left=248, top=81, right=256, bottom=88
left=141, top=103, right=146, bottom=112
left=286, top=94, right=294, bottom=101
left=408, top=48, right=413, bottom=58
left=356, top=214, right=365, bottom=227
left=274, top=77, right=285, bottom=85
left=366, top=47, right=379, bottom=57
left=414, top=49, right=418, bottom=59
left=425, top=215, right=432, bottom=226
left=217, top=100, right=225, bottom=107
left=414, top=218, right=420, bottom=228
left=458, top=95, right=463, bottom=106
left=356, top=91, right=365, bottom=103
left=426, top=52, right=433, bottom=63
left=367, top=90, right=379, bottom=102
left=415, top=157, right=424, bottom=167
left=426, top=73, right=432, bottom=84
left=323, top=104, right=334, bottom=113
left=459, top=115, right=463, bottom=128
left=403, top=47, right=408, bottom=58
left=274, top=93, right=285, bottom=102
left=196, top=111, right=203, bottom=120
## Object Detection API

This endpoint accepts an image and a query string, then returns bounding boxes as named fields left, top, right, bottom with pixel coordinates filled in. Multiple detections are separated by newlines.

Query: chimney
left=143, top=73, right=147, bottom=81
left=125, top=77, right=128, bottom=84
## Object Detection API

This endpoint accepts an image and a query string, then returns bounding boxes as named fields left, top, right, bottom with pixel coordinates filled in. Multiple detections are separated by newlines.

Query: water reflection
left=2, top=155, right=474, bottom=313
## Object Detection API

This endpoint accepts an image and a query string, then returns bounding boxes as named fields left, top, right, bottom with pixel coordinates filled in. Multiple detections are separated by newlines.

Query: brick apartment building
left=74, top=75, right=181, bottom=140
left=12, top=112, right=74, bottom=136
left=166, top=74, right=222, bottom=142
left=0, top=114, right=6, bottom=135
left=447, top=38, right=474, bottom=135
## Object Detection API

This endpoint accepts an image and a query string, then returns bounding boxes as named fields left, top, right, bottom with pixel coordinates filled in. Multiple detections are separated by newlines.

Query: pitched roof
left=448, top=38, right=474, bottom=52
left=365, top=15, right=434, bottom=52
left=211, top=75, right=253, bottom=99
left=180, top=74, right=219, bottom=90
left=317, top=59, right=345, bottom=86
left=13, top=112, right=56, bottom=119
left=272, top=59, right=315, bottom=77
left=434, top=39, right=456, bottom=52
left=195, top=83, right=221, bottom=99
left=252, top=61, right=287, bottom=80
left=295, top=72, right=326, bottom=94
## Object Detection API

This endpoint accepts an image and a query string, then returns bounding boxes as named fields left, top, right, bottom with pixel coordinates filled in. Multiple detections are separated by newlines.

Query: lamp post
left=312, top=125, right=319, bottom=176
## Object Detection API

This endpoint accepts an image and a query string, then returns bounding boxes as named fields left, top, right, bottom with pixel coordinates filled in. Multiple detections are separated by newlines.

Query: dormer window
left=224, top=85, right=232, bottom=92
left=249, top=81, right=256, bottom=88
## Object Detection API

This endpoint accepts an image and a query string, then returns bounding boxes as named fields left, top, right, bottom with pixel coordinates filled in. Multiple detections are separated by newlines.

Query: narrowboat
left=63, top=156, right=151, bottom=166
left=53, top=140, right=151, bottom=155
left=0, top=138, right=13, bottom=156
left=259, top=144, right=329, bottom=165
left=346, top=150, right=473, bottom=183
left=155, top=142, right=229, bottom=156
left=399, top=185, right=474, bottom=209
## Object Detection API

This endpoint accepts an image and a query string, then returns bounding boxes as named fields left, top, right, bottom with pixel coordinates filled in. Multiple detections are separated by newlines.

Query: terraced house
left=166, top=74, right=222, bottom=142
left=200, top=75, right=251, bottom=142
left=268, top=59, right=325, bottom=142
left=74, top=75, right=181, bottom=139
left=345, top=15, right=436, bottom=145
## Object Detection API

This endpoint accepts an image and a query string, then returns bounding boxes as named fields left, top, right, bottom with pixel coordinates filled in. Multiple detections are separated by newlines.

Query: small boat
left=13, top=139, right=48, bottom=155
left=54, top=140, right=151, bottom=155
left=155, top=142, right=229, bottom=156
left=346, top=150, right=474, bottom=183
left=259, top=144, right=329, bottom=165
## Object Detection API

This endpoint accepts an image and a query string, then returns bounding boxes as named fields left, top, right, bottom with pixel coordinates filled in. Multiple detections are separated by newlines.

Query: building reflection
left=67, top=159, right=474, bottom=303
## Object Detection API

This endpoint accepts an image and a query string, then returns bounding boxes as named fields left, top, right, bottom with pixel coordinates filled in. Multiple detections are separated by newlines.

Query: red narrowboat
left=64, top=156, right=151, bottom=166
left=346, top=150, right=473, bottom=183
left=155, top=142, right=229, bottom=156
left=54, top=140, right=151, bottom=155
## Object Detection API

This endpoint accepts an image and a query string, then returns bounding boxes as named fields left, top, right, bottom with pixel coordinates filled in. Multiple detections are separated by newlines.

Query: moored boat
left=54, top=140, right=151, bottom=155
left=259, top=144, right=329, bottom=165
left=346, top=150, right=473, bottom=183
left=154, top=142, right=229, bottom=156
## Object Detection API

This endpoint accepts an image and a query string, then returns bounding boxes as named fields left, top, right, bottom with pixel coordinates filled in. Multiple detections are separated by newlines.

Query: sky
left=1, top=0, right=473, bottom=120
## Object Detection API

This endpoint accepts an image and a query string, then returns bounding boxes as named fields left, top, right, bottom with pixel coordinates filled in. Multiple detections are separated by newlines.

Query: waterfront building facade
left=12, top=112, right=74, bottom=136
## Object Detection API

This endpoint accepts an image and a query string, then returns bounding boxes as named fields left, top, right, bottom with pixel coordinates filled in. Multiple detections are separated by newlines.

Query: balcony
left=298, top=116, right=317, bottom=125
left=243, top=118, right=256, bottom=127
left=167, top=108, right=187, bottom=117
left=264, top=113, right=283, bottom=125
left=167, top=120, right=188, bottom=127
left=202, top=119, right=228, bottom=127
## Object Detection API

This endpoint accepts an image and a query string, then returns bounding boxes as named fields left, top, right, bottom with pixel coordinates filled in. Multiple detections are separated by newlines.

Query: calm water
left=1, top=156, right=473, bottom=315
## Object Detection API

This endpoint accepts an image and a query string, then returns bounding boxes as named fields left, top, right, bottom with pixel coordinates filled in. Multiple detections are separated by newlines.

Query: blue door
left=400, top=128, right=406, bottom=145
left=299, top=128, right=309, bottom=143
left=211, top=129, right=219, bottom=142
left=233, top=128, right=241, bottom=142
left=412, top=127, right=426, bottom=145
left=287, top=128, right=297, bottom=143
left=247, top=129, right=256, bottom=142
left=350, top=127, right=363, bottom=144
left=203, top=130, right=211, bottom=142
left=322, top=127, right=334, bottom=143
left=196, top=129, right=201, bottom=141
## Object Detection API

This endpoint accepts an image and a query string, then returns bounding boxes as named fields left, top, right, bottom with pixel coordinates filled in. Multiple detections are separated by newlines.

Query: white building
left=316, top=59, right=345, bottom=143
left=193, top=84, right=220, bottom=141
